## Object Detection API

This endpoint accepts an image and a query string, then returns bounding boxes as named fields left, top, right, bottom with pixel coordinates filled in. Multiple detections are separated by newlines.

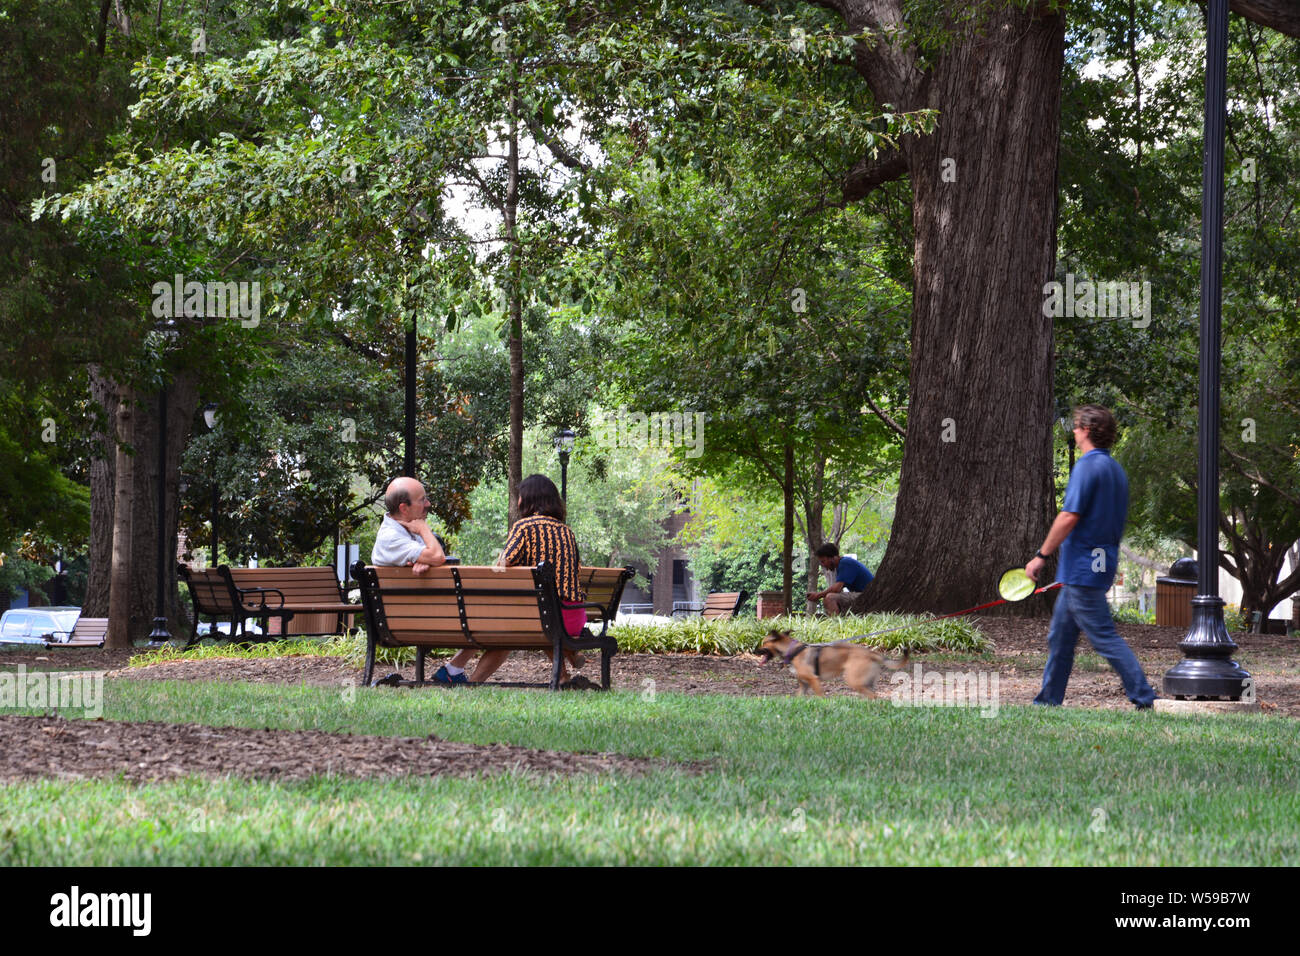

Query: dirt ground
left=1, top=618, right=1293, bottom=784
left=68, top=616, right=1300, bottom=715
left=0, top=714, right=667, bottom=783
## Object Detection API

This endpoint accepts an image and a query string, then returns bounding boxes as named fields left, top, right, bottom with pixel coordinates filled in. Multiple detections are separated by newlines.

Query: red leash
left=853, top=582, right=1063, bottom=641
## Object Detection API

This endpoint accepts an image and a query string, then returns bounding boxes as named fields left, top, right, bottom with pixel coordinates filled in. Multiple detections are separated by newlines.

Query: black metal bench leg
left=601, top=648, right=612, bottom=690
left=416, top=647, right=427, bottom=685
left=550, top=639, right=564, bottom=690
left=363, top=630, right=376, bottom=686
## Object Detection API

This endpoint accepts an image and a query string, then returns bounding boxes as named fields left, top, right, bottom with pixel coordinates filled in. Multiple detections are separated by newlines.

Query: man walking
left=1025, top=405, right=1156, bottom=709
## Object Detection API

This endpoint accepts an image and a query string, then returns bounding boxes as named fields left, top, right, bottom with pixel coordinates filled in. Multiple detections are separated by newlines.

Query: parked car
left=194, top=620, right=264, bottom=639
left=0, top=606, right=83, bottom=645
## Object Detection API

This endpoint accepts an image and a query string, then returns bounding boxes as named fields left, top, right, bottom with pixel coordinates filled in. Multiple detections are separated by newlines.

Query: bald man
left=371, top=477, right=447, bottom=574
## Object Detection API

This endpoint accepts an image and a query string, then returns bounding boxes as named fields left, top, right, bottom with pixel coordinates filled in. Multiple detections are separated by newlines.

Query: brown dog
left=757, top=629, right=909, bottom=698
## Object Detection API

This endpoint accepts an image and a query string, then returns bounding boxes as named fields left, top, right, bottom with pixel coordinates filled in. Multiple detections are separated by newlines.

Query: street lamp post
left=1163, top=0, right=1250, bottom=700
left=554, top=427, right=575, bottom=501
left=147, top=364, right=173, bottom=646
left=203, top=403, right=219, bottom=566
left=405, top=319, right=416, bottom=478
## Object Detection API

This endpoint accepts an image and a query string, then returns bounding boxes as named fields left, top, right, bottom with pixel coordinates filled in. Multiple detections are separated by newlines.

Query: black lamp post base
left=1163, top=595, right=1252, bottom=700
left=146, top=617, right=174, bottom=647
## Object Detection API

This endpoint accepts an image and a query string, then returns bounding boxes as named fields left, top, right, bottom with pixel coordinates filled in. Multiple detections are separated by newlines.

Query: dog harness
left=782, top=642, right=821, bottom=677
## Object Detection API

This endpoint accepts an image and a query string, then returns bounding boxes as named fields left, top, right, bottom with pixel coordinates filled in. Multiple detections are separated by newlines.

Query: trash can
left=1155, top=558, right=1197, bottom=627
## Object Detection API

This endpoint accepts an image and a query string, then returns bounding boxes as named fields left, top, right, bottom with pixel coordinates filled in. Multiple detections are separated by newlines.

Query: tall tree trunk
left=86, top=366, right=199, bottom=642
left=803, top=449, right=827, bottom=614
left=107, top=382, right=133, bottom=649
left=505, top=82, right=524, bottom=529
left=835, top=1, right=1064, bottom=615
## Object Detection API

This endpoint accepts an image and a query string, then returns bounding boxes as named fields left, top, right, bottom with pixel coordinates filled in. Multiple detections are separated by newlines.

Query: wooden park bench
left=221, top=566, right=359, bottom=638
left=178, top=564, right=266, bottom=644
left=579, top=565, right=636, bottom=626
left=351, top=561, right=621, bottom=690
left=50, top=617, right=107, bottom=647
left=178, top=564, right=357, bottom=644
left=673, top=590, right=748, bottom=620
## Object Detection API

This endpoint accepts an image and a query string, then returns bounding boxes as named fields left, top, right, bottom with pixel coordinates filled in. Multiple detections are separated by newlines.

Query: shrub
left=1111, top=604, right=1156, bottom=625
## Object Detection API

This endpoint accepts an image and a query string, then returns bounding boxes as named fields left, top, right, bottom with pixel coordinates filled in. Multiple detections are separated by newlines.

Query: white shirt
left=371, top=514, right=425, bottom=567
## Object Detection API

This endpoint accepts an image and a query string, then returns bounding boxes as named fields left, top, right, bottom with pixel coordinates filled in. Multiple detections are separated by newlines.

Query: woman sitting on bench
left=434, top=474, right=594, bottom=688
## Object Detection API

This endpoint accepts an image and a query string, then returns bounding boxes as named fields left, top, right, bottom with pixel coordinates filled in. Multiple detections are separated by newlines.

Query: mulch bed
left=0, top=714, right=669, bottom=784
left=0, top=645, right=136, bottom=672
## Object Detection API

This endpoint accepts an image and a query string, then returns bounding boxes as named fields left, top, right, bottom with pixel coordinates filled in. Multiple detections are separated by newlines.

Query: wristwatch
left=1035, top=551, right=1049, bottom=561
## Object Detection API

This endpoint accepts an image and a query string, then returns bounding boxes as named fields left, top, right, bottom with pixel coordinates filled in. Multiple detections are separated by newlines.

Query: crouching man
left=807, top=542, right=873, bottom=616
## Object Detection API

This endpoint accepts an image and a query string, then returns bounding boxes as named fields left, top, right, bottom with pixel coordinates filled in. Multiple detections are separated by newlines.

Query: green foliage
left=1110, top=603, right=1155, bottom=626
left=611, top=613, right=987, bottom=656
left=0, top=550, right=54, bottom=602
left=129, top=638, right=346, bottom=667
left=0, top=384, right=91, bottom=546
left=450, top=425, right=673, bottom=575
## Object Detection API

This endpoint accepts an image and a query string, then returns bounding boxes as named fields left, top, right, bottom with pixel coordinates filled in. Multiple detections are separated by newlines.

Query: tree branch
left=1120, top=544, right=1168, bottom=572
left=522, top=114, right=589, bottom=172
left=1231, top=0, right=1300, bottom=38
left=862, top=391, right=906, bottom=439
left=842, top=149, right=909, bottom=204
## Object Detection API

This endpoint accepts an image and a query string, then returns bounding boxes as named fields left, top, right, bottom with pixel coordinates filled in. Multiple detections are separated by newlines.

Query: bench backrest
left=178, top=564, right=239, bottom=615
left=579, top=566, right=635, bottom=622
left=66, top=617, right=107, bottom=646
left=224, top=566, right=345, bottom=605
left=351, top=563, right=566, bottom=650
left=702, top=590, right=746, bottom=620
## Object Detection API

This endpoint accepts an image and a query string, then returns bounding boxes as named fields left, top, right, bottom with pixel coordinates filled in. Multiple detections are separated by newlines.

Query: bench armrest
left=579, top=601, right=613, bottom=640
left=237, top=586, right=287, bottom=611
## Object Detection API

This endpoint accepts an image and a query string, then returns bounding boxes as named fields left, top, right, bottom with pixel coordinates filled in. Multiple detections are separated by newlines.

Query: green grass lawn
left=3, top=678, right=1297, bottom=865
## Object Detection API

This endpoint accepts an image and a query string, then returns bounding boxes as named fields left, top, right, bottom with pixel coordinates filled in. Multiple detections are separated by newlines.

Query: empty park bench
left=177, top=564, right=271, bottom=644
left=673, top=590, right=748, bottom=620
left=579, top=565, right=636, bottom=626
left=53, top=617, right=107, bottom=647
left=221, top=566, right=359, bottom=638
left=350, top=561, right=621, bottom=690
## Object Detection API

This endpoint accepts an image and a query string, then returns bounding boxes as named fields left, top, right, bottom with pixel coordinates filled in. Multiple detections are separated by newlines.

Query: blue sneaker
left=432, top=665, right=468, bottom=686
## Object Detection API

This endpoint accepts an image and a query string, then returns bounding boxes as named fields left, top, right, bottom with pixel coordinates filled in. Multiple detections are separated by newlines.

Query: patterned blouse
left=502, top=514, right=585, bottom=605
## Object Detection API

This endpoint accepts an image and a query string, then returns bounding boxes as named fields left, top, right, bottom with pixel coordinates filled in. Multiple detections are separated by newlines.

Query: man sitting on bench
left=807, top=542, right=873, bottom=616
left=372, top=477, right=448, bottom=575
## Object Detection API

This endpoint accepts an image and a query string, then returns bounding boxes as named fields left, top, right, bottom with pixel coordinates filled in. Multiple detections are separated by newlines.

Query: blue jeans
left=1035, top=585, right=1157, bottom=708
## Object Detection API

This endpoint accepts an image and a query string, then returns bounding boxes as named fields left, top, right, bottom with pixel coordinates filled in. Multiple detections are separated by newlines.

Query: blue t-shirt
left=1058, top=448, right=1128, bottom=589
left=834, top=556, right=874, bottom=592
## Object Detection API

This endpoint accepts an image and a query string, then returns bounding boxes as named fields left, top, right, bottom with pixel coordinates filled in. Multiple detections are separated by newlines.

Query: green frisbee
left=998, top=567, right=1038, bottom=602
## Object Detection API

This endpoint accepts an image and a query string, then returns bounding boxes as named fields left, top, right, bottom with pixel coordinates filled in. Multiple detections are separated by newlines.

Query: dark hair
left=1073, top=405, right=1118, bottom=449
left=815, top=543, right=839, bottom=559
left=517, top=474, right=566, bottom=523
